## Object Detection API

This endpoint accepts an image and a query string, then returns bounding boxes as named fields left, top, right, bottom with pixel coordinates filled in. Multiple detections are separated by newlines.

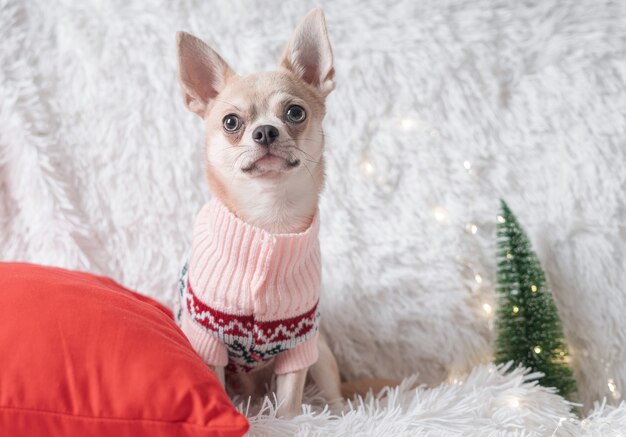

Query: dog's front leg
left=209, top=365, right=225, bottom=387
left=276, top=367, right=308, bottom=418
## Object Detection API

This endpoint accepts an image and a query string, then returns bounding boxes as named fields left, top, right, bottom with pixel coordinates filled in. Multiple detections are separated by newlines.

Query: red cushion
left=0, top=263, right=249, bottom=437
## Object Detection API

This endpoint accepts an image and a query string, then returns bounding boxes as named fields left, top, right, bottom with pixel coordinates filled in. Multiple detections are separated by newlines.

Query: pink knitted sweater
left=175, top=198, right=321, bottom=374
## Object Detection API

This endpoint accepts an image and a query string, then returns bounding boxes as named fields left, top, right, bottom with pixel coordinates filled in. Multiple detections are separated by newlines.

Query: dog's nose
left=252, top=125, right=279, bottom=146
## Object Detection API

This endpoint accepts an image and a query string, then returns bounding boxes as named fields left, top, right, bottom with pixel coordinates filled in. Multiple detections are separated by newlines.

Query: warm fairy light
left=508, top=398, right=520, bottom=408
left=531, top=284, right=538, bottom=292
left=497, top=215, right=506, bottom=223
left=433, top=207, right=448, bottom=222
left=446, top=374, right=465, bottom=385
left=361, top=160, right=375, bottom=175
left=474, top=274, right=483, bottom=284
left=512, top=306, right=519, bottom=314
left=400, top=118, right=415, bottom=131
left=483, top=303, right=492, bottom=315
left=534, top=346, right=542, bottom=354
left=608, top=379, right=621, bottom=399
left=506, top=253, right=513, bottom=260
left=559, top=351, right=565, bottom=356
left=608, top=378, right=616, bottom=393
left=466, top=223, right=478, bottom=234
left=463, top=160, right=472, bottom=170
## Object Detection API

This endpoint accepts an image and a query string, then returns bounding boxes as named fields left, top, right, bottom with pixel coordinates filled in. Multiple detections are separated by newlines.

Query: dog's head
left=177, top=9, right=334, bottom=231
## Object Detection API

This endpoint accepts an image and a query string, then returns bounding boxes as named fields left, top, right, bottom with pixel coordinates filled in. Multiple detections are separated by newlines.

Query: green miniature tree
left=495, top=199, right=577, bottom=400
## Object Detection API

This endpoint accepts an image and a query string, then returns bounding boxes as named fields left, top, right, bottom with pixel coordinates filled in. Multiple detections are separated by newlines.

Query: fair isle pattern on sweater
left=177, top=263, right=320, bottom=373
left=175, top=198, right=322, bottom=374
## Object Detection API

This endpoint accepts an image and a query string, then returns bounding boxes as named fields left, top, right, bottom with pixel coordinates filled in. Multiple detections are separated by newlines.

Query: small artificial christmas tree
left=495, top=199, right=577, bottom=400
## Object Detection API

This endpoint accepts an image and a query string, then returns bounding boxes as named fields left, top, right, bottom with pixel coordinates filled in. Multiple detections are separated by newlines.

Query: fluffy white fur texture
left=1, top=0, right=625, bottom=433
left=244, top=364, right=626, bottom=436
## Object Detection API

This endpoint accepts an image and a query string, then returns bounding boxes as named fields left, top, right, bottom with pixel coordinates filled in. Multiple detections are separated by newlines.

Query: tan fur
left=200, top=71, right=328, bottom=232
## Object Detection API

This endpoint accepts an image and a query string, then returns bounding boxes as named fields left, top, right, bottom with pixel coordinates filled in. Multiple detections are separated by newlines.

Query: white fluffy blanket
left=245, top=364, right=626, bottom=436
left=1, top=0, right=625, bottom=434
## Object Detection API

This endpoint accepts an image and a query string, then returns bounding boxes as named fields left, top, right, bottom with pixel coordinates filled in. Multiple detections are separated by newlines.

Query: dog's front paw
left=327, top=399, right=348, bottom=416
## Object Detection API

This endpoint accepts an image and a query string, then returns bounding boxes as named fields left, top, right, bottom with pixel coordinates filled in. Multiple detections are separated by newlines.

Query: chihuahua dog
left=174, top=9, right=342, bottom=418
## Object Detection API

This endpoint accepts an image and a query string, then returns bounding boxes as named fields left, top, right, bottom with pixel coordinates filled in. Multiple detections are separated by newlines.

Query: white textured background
left=1, top=0, right=625, bottom=413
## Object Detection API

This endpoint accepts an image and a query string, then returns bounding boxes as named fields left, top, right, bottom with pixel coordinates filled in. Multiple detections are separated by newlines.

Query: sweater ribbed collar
left=188, top=197, right=321, bottom=318
left=204, top=197, right=320, bottom=243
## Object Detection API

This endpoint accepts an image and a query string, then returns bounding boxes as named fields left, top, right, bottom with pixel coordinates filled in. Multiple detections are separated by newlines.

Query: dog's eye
left=285, top=105, right=306, bottom=124
left=223, top=114, right=241, bottom=132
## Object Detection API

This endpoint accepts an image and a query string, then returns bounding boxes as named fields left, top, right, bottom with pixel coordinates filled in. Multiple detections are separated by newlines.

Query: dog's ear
left=279, top=9, right=335, bottom=97
left=176, top=32, right=235, bottom=117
